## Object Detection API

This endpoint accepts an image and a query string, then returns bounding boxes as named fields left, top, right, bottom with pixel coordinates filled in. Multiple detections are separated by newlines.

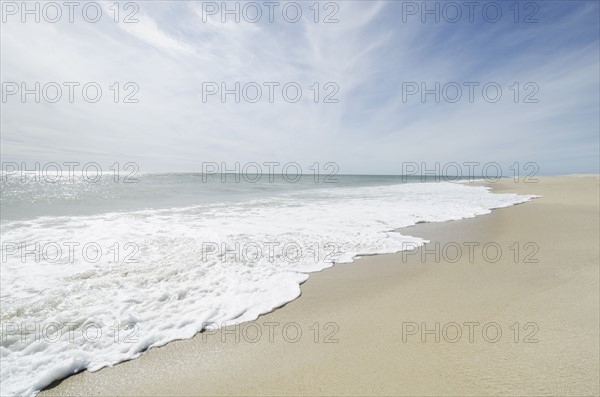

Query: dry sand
left=41, top=176, right=600, bottom=396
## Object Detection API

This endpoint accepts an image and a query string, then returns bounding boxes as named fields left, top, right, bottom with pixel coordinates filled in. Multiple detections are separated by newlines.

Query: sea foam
left=0, top=181, right=536, bottom=395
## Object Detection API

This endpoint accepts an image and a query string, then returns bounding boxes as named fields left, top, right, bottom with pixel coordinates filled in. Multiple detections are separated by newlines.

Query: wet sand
left=41, top=176, right=600, bottom=396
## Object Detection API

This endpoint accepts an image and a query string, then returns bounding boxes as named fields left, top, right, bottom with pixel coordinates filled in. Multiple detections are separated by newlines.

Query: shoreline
left=41, top=176, right=600, bottom=396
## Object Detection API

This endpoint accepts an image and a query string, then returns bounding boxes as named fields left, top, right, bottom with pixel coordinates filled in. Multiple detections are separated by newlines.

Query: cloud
left=1, top=1, right=598, bottom=174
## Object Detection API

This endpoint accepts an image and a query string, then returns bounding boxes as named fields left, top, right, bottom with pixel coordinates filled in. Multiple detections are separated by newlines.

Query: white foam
left=0, top=182, right=537, bottom=395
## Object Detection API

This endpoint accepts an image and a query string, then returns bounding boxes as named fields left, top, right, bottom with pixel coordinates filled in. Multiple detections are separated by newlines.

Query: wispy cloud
left=1, top=1, right=598, bottom=174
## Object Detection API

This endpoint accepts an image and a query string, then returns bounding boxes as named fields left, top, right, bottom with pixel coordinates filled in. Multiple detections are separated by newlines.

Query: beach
left=40, top=175, right=600, bottom=396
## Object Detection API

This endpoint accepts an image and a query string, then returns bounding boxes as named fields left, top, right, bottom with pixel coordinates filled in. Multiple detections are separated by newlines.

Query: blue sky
left=1, top=0, right=599, bottom=174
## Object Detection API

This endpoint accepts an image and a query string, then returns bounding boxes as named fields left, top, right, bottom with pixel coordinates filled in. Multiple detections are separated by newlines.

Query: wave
left=0, top=182, right=537, bottom=396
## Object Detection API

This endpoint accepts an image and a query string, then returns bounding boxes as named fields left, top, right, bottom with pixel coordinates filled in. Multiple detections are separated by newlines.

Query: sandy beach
left=41, top=175, right=599, bottom=396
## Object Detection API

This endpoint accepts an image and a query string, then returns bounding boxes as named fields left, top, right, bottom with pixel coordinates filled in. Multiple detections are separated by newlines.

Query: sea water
left=0, top=174, right=536, bottom=395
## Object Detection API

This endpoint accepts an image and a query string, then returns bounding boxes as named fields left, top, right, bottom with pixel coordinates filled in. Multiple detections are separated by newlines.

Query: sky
left=1, top=0, right=599, bottom=175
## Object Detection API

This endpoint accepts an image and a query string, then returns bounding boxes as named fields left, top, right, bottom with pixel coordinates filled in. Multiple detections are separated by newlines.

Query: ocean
left=0, top=173, right=536, bottom=395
